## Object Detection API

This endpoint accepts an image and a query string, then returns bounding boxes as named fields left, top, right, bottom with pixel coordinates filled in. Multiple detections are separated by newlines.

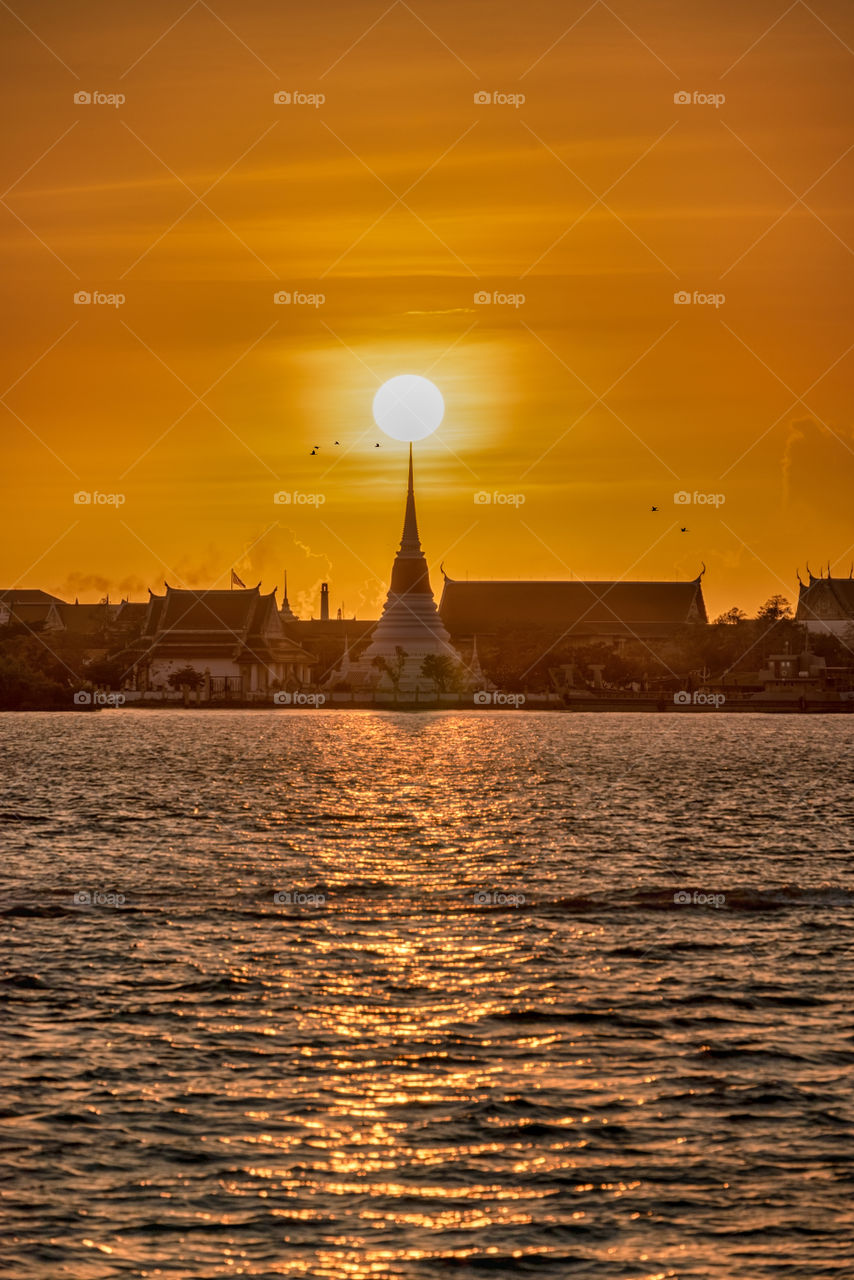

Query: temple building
left=327, top=446, right=476, bottom=696
left=795, top=567, right=854, bottom=636
left=127, top=583, right=316, bottom=696
left=0, top=589, right=65, bottom=631
left=439, top=573, right=708, bottom=645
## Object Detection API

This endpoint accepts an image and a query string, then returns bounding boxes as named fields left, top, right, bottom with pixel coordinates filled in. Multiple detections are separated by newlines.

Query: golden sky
left=2, top=0, right=853, bottom=619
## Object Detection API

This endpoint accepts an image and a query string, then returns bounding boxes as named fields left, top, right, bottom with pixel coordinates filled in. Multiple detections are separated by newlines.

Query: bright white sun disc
left=373, top=375, right=444, bottom=442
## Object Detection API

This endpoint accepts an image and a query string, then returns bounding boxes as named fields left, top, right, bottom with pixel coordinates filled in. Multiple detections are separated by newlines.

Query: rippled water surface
left=2, top=710, right=853, bottom=1279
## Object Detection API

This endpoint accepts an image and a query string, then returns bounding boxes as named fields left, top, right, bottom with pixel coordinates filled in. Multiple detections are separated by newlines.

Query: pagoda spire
left=280, top=569, right=298, bottom=622
left=323, top=442, right=480, bottom=696
left=389, top=444, right=431, bottom=595
left=399, top=443, right=421, bottom=555
left=362, top=443, right=454, bottom=657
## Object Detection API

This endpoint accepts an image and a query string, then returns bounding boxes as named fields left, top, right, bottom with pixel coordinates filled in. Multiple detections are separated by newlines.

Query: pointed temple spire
left=399, top=443, right=422, bottom=555
left=389, top=443, right=432, bottom=596
left=322, top=445, right=480, bottom=696
left=361, top=444, right=455, bottom=664
left=280, top=569, right=298, bottom=622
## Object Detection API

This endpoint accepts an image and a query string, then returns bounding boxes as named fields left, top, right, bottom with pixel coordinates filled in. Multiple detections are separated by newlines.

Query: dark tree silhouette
left=167, top=666, right=205, bottom=691
left=421, top=653, right=458, bottom=695
left=756, top=596, right=793, bottom=622
left=372, top=646, right=407, bottom=696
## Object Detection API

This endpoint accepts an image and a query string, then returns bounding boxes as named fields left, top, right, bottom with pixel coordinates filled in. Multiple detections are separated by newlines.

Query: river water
left=2, top=710, right=853, bottom=1278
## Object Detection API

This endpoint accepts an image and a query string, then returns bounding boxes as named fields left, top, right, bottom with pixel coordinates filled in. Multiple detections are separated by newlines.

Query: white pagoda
left=330, top=446, right=474, bottom=697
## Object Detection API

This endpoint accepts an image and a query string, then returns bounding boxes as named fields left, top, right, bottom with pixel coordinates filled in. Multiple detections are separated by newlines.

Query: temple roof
left=439, top=577, right=708, bottom=634
left=0, top=589, right=63, bottom=604
left=142, top=585, right=272, bottom=637
left=56, top=602, right=114, bottom=633
left=133, top=585, right=316, bottom=666
left=796, top=575, right=854, bottom=622
left=113, top=601, right=148, bottom=625
left=0, top=600, right=62, bottom=628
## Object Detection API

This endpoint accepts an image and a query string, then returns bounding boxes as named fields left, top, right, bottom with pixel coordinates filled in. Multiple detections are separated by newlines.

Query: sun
left=372, top=375, right=445, bottom=442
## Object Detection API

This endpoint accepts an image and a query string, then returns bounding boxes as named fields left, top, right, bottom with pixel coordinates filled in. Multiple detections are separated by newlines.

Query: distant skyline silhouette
left=2, top=0, right=852, bottom=619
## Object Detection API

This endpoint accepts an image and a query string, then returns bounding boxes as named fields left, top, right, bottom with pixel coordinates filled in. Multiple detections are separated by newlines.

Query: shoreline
left=4, top=700, right=854, bottom=715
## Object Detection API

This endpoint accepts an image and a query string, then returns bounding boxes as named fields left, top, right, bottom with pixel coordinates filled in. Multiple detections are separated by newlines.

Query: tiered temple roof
left=0, top=589, right=64, bottom=630
left=56, top=602, right=116, bottom=634
left=439, top=576, right=708, bottom=638
left=133, top=584, right=315, bottom=669
left=796, top=570, right=854, bottom=631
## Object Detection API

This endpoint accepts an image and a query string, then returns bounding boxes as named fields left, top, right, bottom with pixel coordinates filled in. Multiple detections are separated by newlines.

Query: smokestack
left=320, top=582, right=329, bottom=622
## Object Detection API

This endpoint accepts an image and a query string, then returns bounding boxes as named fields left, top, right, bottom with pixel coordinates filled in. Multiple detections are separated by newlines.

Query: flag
left=231, top=569, right=247, bottom=589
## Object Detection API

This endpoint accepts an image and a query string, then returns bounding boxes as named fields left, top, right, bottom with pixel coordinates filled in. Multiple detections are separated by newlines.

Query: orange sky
left=2, top=0, right=853, bottom=620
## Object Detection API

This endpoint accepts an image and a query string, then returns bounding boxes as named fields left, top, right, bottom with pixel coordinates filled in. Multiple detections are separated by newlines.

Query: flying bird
left=651, top=505, right=658, bottom=512
left=310, top=449, right=317, bottom=456
left=375, top=442, right=381, bottom=448
left=680, top=526, right=688, bottom=533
